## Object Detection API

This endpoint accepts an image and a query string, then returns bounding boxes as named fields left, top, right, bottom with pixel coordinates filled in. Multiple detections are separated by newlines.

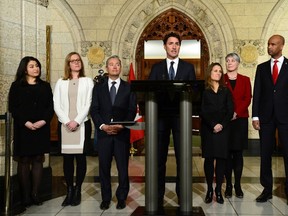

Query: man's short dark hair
left=163, top=32, right=181, bottom=45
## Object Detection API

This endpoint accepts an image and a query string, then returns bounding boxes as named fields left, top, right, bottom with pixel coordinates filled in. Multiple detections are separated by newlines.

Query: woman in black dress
left=8, top=56, right=54, bottom=207
left=200, top=62, right=233, bottom=204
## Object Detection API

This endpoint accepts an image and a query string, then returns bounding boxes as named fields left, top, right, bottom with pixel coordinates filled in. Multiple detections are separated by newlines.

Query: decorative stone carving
left=38, top=0, right=49, bottom=7
left=87, top=47, right=105, bottom=65
left=26, top=0, right=49, bottom=7
left=81, top=41, right=112, bottom=68
left=143, top=4, right=153, bottom=16
left=234, top=40, right=265, bottom=67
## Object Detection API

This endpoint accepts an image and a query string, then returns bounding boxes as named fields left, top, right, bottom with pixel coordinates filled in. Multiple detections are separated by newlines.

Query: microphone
left=98, top=69, right=104, bottom=75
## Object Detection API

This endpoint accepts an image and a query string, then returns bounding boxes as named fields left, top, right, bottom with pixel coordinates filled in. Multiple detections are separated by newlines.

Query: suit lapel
left=175, top=59, right=182, bottom=80
left=162, top=60, right=169, bottom=80
left=263, top=60, right=274, bottom=84
left=103, top=82, right=112, bottom=105
left=114, top=79, right=124, bottom=105
left=278, top=58, right=288, bottom=81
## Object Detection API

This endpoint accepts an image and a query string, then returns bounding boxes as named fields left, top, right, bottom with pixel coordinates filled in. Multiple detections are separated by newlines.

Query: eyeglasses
left=70, top=59, right=81, bottom=64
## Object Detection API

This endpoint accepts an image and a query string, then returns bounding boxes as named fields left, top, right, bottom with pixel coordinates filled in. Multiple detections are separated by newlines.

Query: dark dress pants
left=98, top=136, right=130, bottom=202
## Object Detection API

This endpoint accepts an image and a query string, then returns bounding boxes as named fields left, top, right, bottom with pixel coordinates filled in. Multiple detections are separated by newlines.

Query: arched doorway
left=135, top=8, right=209, bottom=80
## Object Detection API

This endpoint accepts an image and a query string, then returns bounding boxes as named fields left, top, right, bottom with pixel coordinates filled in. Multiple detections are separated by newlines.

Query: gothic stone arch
left=135, top=8, right=209, bottom=80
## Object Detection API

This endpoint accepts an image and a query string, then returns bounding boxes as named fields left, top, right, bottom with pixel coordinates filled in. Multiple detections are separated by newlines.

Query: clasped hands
left=66, top=120, right=79, bottom=132
left=213, top=123, right=223, bottom=133
left=25, top=120, right=46, bottom=130
left=102, top=124, right=124, bottom=135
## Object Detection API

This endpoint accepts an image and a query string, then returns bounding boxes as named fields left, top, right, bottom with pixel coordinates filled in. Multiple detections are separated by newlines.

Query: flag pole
left=128, top=63, right=144, bottom=156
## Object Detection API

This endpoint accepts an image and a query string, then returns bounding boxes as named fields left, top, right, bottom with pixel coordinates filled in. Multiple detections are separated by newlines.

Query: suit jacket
left=90, top=78, right=137, bottom=142
left=224, top=73, right=252, bottom=118
left=252, top=57, right=288, bottom=124
left=148, top=59, right=196, bottom=117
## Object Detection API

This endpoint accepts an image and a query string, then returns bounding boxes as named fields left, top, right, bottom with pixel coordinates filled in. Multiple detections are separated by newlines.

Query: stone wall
left=0, top=0, right=48, bottom=175
left=45, top=0, right=288, bottom=139
left=2, top=0, right=288, bottom=167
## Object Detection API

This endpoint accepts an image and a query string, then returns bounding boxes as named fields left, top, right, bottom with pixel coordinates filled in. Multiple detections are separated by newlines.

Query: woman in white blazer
left=53, top=52, right=94, bottom=206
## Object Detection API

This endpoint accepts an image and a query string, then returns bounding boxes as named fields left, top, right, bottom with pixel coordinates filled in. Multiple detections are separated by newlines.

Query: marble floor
left=17, top=149, right=288, bottom=216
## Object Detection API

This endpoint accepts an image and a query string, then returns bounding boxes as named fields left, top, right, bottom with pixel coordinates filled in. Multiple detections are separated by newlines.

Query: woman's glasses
left=70, top=59, right=81, bottom=64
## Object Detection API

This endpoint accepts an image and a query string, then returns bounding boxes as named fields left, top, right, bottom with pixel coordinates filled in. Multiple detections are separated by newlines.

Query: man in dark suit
left=148, top=32, right=196, bottom=206
left=252, top=34, right=288, bottom=204
left=91, top=55, right=137, bottom=210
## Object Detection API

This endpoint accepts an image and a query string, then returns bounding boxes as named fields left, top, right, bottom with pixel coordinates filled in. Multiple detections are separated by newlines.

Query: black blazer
left=252, top=57, right=288, bottom=124
left=148, top=59, right=196, bottom=117
left=90, top=78, right=137, bottom=141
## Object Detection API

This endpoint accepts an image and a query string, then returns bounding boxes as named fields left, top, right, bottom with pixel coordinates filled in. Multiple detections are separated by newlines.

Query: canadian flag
left=128, top=63, right=145, bottom=144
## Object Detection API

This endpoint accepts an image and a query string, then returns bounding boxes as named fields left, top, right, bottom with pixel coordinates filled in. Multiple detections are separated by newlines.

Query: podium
left=130, top=80, right=205, bottom=216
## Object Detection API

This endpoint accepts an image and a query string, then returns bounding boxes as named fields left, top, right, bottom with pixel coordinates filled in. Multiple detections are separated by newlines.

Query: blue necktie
left=169, top=61, right=175, bottom=80
left=110, top=81, right=116, bottom=104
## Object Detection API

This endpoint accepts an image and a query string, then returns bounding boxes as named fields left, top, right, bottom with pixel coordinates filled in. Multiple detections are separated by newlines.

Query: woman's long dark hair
left=15, top=56, right=42, bottom=84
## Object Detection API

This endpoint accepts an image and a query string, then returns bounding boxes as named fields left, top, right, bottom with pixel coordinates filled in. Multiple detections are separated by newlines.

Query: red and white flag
left=128, top=63, right=145, bottom=144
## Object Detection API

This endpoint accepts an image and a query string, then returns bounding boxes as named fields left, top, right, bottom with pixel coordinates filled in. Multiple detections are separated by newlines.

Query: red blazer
left=224, top=73, right=252, bottom=118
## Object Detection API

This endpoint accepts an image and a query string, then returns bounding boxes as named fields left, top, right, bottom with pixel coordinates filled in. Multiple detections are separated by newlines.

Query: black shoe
left=256, top=190, right=272, bottom=202
left=62, top=186, right=74, bottom=206
left=224, top=185, right=232, bottom=198
left=116, top=200, right=126, bottom=209
left=23, top=200, right=32, bottom=208
left=31, top=193, right=43, bottom=206
left=215, top=191, right=224, bottom=204
left=71, top=186, right=81, bottom=206
left=100, top=201, right=110, bottom=210
left=204, top=191, right=213, bottom=203
left=234, top=185, right=244, bottom=198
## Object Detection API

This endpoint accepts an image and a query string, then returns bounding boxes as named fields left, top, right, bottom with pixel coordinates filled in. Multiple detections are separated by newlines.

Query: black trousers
left=259, top=119, right=288, bottom=194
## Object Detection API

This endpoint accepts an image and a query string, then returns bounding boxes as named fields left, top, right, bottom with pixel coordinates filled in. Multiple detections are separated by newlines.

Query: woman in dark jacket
left=8, top=56, right=54, bottom=207
left=200, top=62, right=233, bottom=204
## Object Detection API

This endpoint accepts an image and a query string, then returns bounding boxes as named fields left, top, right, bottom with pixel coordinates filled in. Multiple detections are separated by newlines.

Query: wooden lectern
left=130, top=80, right=205, bottom=216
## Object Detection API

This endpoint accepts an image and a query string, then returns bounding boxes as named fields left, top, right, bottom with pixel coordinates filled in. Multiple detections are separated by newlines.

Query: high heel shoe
left=62, top=186, right=74, bottom=206
left=215, top=191, right=224, bottom=204
left=234, top=185, right=244, bottom=198
left=23, top=199, right=32, bottom=208
left=224, top=184, right=232, bottom=198
left=71, top=186, right=81, bottom=206
left=204, top=191, right=213, bottom=203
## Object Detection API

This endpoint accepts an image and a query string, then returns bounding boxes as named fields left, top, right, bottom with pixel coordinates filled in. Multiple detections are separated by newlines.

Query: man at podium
left=148, top=32, right=196, bottom=206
